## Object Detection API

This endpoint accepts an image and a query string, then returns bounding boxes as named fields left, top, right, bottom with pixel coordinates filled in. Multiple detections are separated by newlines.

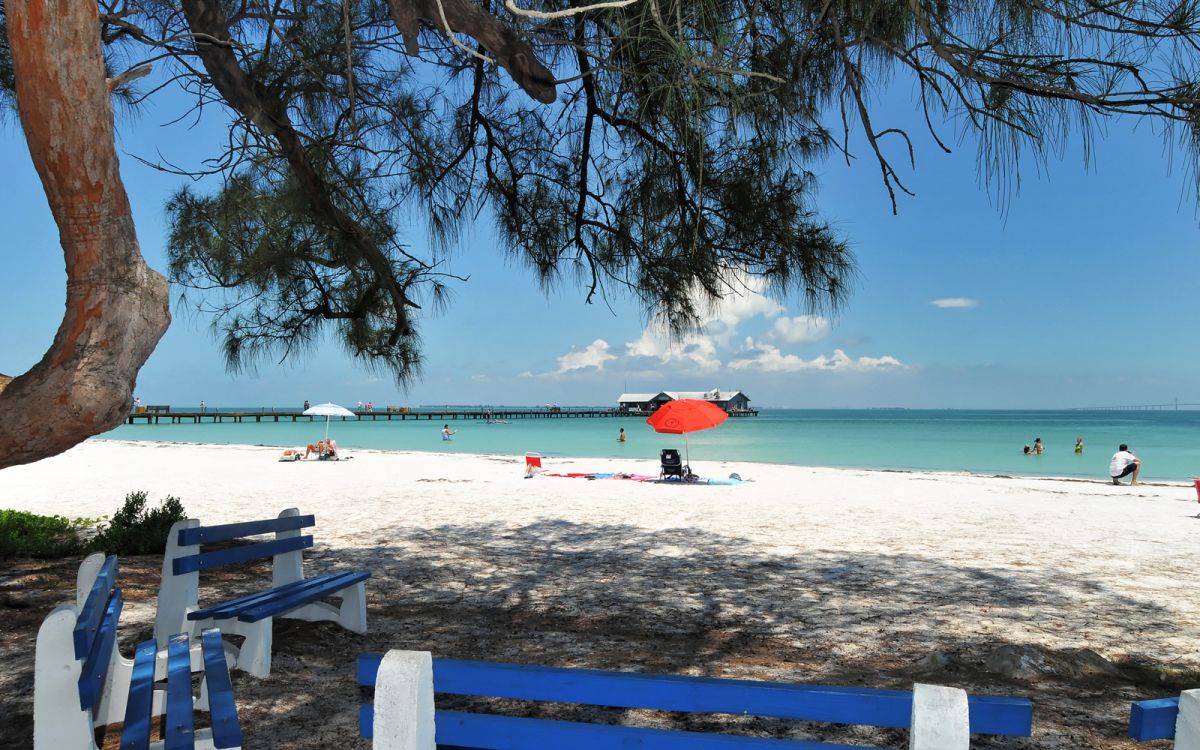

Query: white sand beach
left=2, top=439, right=1197, bottom=748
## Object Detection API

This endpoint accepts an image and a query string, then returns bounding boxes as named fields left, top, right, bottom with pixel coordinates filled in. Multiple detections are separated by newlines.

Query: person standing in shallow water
left=1033, top=437, right=1044, bottom=454
left=442, top=424, right=454, bottom=441
left=1075, top=436, right=1084, bottom=455
left=618, top=427, right=626, bottom=443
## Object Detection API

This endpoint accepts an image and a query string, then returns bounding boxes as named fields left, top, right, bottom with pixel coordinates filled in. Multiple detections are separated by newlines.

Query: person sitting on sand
left=305, top=440, right=326, bottom=459
left=321, top=439, right=339, bottom=460
left=1109, top=444, right=1142, bottom=485
left=279, top=448, right=303, bottom=462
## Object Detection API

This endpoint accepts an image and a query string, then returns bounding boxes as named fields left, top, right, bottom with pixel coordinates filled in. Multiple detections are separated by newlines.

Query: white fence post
left=373, top=650, right=436, bottom=750
left=910, top=683, right=970, bottom=750
left=1177, top=689, right=1200, bottom=750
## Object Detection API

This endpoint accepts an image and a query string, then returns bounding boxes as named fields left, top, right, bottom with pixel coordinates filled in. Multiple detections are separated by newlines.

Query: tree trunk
left=0, top=0, right=170, bottom=470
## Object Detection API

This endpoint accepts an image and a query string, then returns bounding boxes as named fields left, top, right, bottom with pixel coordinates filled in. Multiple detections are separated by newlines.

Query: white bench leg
left=1177, top=690, right=1200, bottom=750
left=35, top=605, right=99, bottom=750
left=339, top=580, right=368, bottom=633
left=280, top=580, right=367, bottom=633
left=373, top=650, right=436, bottom=750
left=910, top=683, right=970, bottom=750
left=283, top=600, right=341, bottom=623
left=193, top=616, right=273, bottom=678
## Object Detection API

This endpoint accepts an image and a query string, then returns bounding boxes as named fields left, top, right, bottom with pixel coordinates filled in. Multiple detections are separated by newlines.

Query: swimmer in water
left=618, top=427, right=626, bottom=443
left=1075, top=436, right=1084, bottom=455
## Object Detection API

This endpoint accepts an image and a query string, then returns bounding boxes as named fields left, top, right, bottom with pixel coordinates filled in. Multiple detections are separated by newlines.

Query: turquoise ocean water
left=102, top=409, right=1200, bottom=481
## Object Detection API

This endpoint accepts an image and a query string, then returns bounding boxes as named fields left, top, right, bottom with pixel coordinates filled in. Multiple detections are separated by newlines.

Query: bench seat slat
left=121, top=640, right=158, bottom=750
left=201, top=629, right=243, bottom=749
left=1129, top=697, right=1179, bottom=740
left=187, top=570, right=369, bottom=623
left=359, top=708, right=884, bottom=749
left=79, top=588, right=123, bottom=711
left=188, top=572, right=338, bottom=621
left=173, top=534, right=313, bottom=575
left=356, top=655, right=1031, bottom=736
left=74, top=555, right=118, bottom=659
left=164, top=633, right=195, bottom=750
left=179, top=515, right=315, bottom=546
left=235, top=571, right=369, bottom=622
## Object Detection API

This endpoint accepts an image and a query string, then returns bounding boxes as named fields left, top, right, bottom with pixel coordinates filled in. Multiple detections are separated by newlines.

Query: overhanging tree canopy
left=2, top=0, right=1199, bottom=467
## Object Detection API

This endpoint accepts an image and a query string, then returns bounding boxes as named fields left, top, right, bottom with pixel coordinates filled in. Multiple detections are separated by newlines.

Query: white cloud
left=701, top=276, right=784, bottom=343
left=729, top=339, right=907, bottom=373
left=768, top=315, right=832, bottom=345
left=470, top=374, right=490, bottom=382
left=625, top=328, right=721, bottom=373
left=521, top=338, right=617, bottom=379
left=930, top=297, right=979, bottom=309
left=555, top=338, right=616, bottom=373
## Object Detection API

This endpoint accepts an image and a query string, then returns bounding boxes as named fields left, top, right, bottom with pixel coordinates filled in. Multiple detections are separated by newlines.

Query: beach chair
left=525, top=453, right=542, bottom=469
left=660, top=449, right=685, bottom=480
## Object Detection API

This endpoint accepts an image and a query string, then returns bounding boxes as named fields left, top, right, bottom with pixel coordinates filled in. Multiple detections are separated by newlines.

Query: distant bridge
left=1068, top=401, right=1200, bottom=411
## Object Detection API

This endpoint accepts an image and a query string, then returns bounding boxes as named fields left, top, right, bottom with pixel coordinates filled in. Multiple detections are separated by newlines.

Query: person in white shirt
left=1109, top=444, right=1141, bottom=485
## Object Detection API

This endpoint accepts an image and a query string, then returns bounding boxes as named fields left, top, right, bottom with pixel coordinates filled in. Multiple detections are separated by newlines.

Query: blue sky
left=1, top=72, right=1198, bottom=410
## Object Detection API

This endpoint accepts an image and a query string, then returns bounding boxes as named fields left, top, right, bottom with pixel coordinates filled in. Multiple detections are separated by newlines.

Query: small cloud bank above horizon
left=730, top=339, right=907, bottom=373
left=930, top=297, right=979, bottom=309
left=528, top=275, right=909, bottom=380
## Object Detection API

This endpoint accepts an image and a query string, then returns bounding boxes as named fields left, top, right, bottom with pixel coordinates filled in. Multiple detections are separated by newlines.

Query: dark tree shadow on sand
left=1, top=519, right=1186, bottom=748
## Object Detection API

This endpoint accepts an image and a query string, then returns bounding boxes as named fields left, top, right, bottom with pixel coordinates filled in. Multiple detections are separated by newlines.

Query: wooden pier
left=126, top=407, right=761, bottom=425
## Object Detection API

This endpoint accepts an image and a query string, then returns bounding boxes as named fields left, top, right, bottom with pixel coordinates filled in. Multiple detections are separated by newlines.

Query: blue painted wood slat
left=356, top=655, right=1031, bottom=737
left=201, top=628, right=244, bottom=749
left=178, top=515, right=315, bottom=546
left=78, top=588, right=123, bottom=711
left=73, top=555, right=118, bottom=659
left=188, top=572, right=338, bottom=621
left=360, top=708, right=886, bottom=749
left=188, top=570, right=368, bottom=622
left=120, top=640, right=159, bottom=750
left=172, top=534, right=313, bottom=575
left=164, top=633, right=196, bottom=750
left=1129, top=697, right=1179, bottom=741
left=235, top=571, right=370, bottom=623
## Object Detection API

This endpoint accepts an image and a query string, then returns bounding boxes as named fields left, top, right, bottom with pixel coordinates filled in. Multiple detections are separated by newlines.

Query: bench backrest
left=357, top=653, right=1033, bottom=747
left=35, top=553, right=124, bottom=748
left=156, top=507, right=315, bottom=647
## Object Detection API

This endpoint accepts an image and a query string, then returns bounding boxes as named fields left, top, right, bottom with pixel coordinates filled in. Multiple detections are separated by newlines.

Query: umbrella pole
left=684, top=433, right=690, bottom=476
left=325, top=416, right=331, bottom=442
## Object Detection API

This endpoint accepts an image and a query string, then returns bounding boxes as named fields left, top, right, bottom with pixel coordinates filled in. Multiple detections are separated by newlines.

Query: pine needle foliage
left=6, top=0, right=1199, bottom=381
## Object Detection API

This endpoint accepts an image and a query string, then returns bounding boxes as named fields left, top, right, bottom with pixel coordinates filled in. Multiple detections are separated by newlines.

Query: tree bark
left=386, top=0, right=556, bottom=103
left=0, top=0, right=170, bottom=470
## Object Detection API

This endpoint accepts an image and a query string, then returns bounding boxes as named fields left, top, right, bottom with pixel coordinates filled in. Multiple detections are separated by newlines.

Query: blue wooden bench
left=35, top=552, right=242, bottom=749
left=1129, top=690, right=1199, bottom=746
left=357, top=650, right=1033, bottom=749
left=155, top=507, right=370, bottom=677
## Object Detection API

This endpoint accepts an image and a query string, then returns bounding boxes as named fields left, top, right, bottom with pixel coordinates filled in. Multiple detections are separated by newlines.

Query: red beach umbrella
left=646, top=399, right=729, bottom=473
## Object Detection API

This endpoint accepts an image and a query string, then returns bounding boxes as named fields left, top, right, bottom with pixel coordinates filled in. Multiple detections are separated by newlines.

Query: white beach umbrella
left=303, top=402, right=355, bottom=441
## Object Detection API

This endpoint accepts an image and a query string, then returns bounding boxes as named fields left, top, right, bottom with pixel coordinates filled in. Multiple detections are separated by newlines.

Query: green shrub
left=0, top=509, right=87, bottom=558
left=87, top=491, right=187, bottom=556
